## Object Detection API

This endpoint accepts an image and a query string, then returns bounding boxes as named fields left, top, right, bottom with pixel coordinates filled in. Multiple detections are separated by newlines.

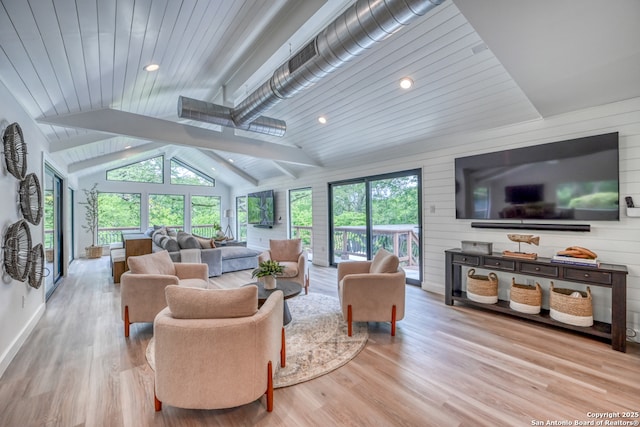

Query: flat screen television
left=248, top=190, right=275, bottom=227
left=455, top=132, right=619, bottom=221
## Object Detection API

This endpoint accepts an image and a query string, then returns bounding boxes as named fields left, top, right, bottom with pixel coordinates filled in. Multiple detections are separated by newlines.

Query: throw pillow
left=177, top=231, right=200, bottom=249
left=194, top=235, right=214, bottom=249
left=165, top=285, right=259, bottom=319
left=127, top=250, right=176, bottom=276
left=369, top=248, right=399, bottom=274
left=163, top=237, right=180, bottom=252
left=269, top=238, right=302, bottom=262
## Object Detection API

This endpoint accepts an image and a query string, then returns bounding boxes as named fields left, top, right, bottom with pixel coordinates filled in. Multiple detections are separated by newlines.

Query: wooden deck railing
left=292, top=224, right=419, bottom=266
left=332, top=225, right=419, bottom=266
left=96, top=224, right=418, bottom=266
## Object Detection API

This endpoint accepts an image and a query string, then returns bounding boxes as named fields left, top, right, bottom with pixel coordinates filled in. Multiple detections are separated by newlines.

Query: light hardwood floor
left=1, top=257, right=639, bottom=427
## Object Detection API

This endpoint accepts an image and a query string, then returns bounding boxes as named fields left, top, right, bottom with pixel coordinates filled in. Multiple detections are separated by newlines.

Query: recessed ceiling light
left=318, top=116, right=327, bottom=124
left=143, top=63, right=160, bottom=72
left=228, top=158, right=234, bottom=163
left=211, top=167, right=216, bottom=171
left=399, top=77, right=413, bottom=89
left=124, top=145, right=132, bottom=149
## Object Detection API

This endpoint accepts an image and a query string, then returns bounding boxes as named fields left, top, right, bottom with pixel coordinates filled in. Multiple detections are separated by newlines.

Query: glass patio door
left=330, top=181, right=367, bottom=264
left=330, top=169, right=422, bottom=285
left=370, top=174, right=421, bottom=284
left=289, top=187, right=312, bottom=260
left=44, top=165, right=64, bottom=299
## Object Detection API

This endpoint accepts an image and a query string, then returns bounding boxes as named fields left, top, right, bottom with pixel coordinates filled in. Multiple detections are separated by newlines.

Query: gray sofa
left=144, top=228, right=259, bottom=277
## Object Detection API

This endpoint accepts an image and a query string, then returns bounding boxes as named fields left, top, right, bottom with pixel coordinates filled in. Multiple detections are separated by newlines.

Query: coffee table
left=246, top=280, right=302, bottom=325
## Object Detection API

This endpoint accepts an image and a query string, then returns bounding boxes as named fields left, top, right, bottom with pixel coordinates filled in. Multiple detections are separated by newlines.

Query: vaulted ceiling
left=1, top=0, right=639, bottom=188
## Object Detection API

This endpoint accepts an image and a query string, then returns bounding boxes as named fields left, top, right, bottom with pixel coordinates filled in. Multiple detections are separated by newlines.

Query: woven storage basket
left=466, top=269, right=498, bottom=304
left=509, top=278, right=542, bottom=314
left=549, top=282, right=593, bottom=327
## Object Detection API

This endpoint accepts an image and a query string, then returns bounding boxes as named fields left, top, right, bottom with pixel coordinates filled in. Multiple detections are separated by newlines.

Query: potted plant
left=213, top=223, right=225, bottom=240
left=251, top=259, right=284, bottom=290
left=80, top=183, right=102, bottom=258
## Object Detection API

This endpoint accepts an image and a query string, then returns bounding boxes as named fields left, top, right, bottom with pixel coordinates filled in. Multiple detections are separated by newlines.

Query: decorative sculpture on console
left=502, top=234, right=539, bottom=259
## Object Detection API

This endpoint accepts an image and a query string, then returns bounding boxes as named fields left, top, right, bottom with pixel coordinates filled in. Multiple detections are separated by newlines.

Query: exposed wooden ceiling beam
left=196, top=149, right=259, bottom=186
left=49, top=132, right=113, bottom=153
left=67, top=142, right=163, bottom=173
left=272, top=161, right=298, bottom=179
left=38, top=109, right=321, bottom=166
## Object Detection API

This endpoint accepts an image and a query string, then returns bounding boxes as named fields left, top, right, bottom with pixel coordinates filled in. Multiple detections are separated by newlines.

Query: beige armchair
left=259, top=238, right=309, bottom=294
left=153, top=285, right=285, bottom=412
left=337, top=248, right=406, bottom=336
left=120, top=250, right=209, bottom=337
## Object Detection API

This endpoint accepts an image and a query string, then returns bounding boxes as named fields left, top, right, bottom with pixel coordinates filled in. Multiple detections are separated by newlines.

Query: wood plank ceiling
left=0, top=0, right=638, bottom=187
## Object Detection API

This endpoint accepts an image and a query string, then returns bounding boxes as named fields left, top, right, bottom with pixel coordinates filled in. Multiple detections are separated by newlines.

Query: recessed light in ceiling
left=318, top=116, right=327, bottom=124
left=228, top=158, right=234, bottom=163
left=399, top=77, right=413, bottom=89
left=124, top=145, right=132, bottom=149
left=143, top=63, right=160, bottom=72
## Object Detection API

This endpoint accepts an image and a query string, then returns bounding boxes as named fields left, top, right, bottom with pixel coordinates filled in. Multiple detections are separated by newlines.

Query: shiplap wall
left=236, top=96, right=640, bottom=336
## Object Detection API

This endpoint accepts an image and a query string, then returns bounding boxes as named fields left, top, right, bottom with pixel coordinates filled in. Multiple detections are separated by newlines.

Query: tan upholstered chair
left=337, top=248, right=406, bottom=336
left=153, top=285, right=285, bottom=412
left=120, top=250, right=209, bottom=337
left=259, top=238, right=309, bottom=294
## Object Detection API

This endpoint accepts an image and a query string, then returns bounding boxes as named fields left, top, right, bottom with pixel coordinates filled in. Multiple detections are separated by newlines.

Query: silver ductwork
left=179, top=0, right=444, bottom=136
left=178, top=96, right=287, bottom=137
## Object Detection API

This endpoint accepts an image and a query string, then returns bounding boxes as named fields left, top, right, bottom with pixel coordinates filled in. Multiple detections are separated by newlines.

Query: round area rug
left=145, top=293, right=368, bottom=388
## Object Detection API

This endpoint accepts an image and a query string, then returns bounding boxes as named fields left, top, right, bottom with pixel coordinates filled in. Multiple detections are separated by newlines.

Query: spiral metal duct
left=179, top=0, right=444, bottom=136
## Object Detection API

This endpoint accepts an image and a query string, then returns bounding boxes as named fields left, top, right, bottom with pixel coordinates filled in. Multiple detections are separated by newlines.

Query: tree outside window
left=106, top=156, right=163, bottom=183
left=97, top=192, right=141, bottom=244
left=170, top=159, right=214, bottom=186
left=289, top=188, right=312, bottom=257
left=191, top=195, right=221, bottom=237
left=236, top=196, right=247, bottom=242
left=149, top=194, right=184, bottom=230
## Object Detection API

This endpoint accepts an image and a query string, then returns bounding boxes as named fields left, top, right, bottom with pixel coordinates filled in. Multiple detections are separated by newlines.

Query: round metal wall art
left=19, top=172, right=43, bottom=225
left=3, top=219, right=32, bottom=282
left=28, top=244, right=44, bottom=289
left=2, top=122, right=27, bottom=180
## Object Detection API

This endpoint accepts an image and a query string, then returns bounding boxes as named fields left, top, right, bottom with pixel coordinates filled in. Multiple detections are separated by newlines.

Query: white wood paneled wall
left=237, top=96, right=640, bottom=336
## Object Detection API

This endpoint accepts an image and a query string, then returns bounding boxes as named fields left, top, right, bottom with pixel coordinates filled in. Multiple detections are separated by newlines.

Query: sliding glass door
left=330, top=181, right=366, bottom=263
left=289, top=187, right=312, bottom=260
left=44, top=165, right=64, bottom=299
left=330, top=169, right=422, bottom=285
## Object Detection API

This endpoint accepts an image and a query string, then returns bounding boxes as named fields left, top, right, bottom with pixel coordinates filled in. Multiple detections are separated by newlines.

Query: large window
left=236, top=196, right=247, bottom=242
left=329, top=169, right=422, bottom=285
left=289, top=187, right=312, bottom=259
left=106, top=155, right=163, bottom=183
left=149, top=194, right=184, bottom=230
left=170, top=159, right=215, bottom=187
left=191, top=195, right=221, bottom=237
left=97, top=192, right=141, bottom=244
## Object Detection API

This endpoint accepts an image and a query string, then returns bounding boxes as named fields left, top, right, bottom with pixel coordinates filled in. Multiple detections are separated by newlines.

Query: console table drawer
left=482, top=257, right=515, bottom=271
left=451, top=253, right=479, bottom=266
left=519, top=262, right=558, bottom=277
left=564, top=268, right=612, bottom=285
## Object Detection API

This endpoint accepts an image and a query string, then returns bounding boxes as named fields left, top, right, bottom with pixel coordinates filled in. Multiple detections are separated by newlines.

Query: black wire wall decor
left=28, top=243, right=44, bottom=289
left=3, top=122, right=27, bottom=180
left=19, top=173, right=43, bottom=225
left=3, top=219, right=32, bottom=282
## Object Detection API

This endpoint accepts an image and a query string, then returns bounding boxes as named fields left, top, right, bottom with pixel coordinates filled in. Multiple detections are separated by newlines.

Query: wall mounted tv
left=248, top=190, right=275, bottom=227
left=455, top=132, right=619, bottom=222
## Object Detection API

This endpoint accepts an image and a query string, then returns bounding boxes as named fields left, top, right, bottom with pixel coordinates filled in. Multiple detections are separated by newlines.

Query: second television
left=248, top=190, right=275, bottom=227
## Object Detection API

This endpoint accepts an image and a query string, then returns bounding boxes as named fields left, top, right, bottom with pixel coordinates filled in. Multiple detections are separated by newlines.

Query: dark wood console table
left=445, top=249, right=628, bottom=352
